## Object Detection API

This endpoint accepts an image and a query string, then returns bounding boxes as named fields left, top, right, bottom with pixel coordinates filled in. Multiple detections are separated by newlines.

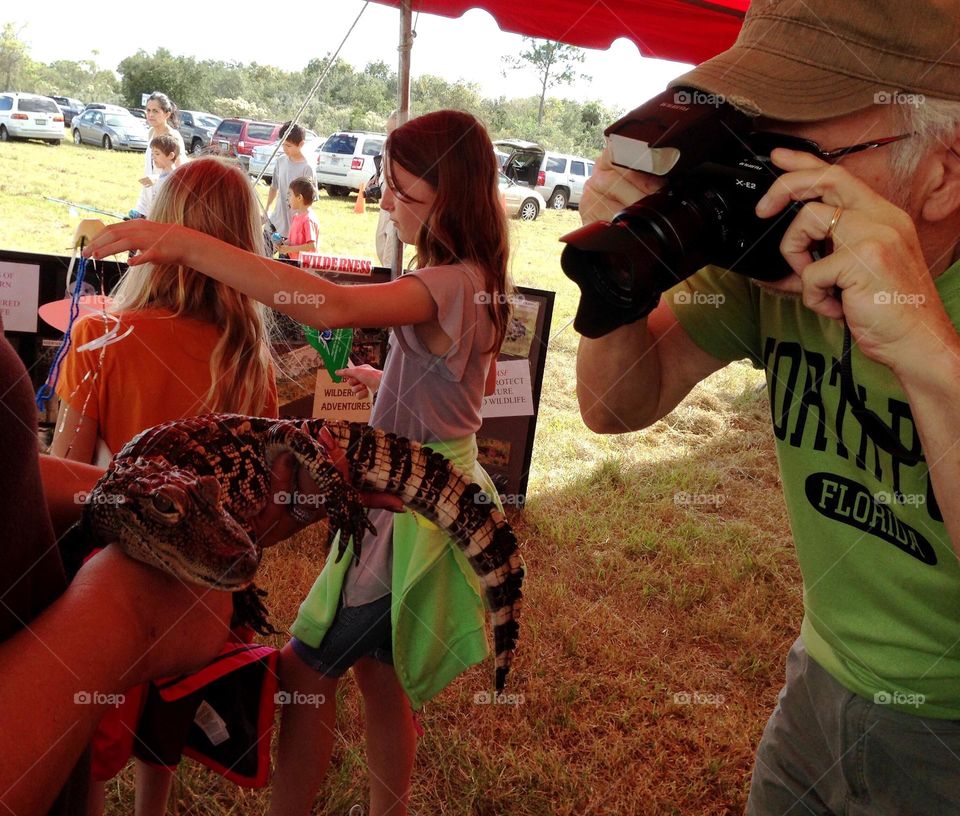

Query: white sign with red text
left=0, top=262, right=39, bottom=333
left=300, top=254, right=374, bottom=276
left=480, top=358, right=534, bottom=419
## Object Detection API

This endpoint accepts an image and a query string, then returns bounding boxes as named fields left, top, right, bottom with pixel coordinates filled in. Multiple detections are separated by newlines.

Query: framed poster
left=1, top=249, right=126, bottom=387
left=476, top=286, right=554, bottom=506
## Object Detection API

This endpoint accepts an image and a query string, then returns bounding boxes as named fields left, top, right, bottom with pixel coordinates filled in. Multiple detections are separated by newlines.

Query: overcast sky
left=9, top=3, right=692, bottom=114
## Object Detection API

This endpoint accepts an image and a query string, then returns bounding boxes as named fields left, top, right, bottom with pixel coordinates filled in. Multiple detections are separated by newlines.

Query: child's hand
left=253, top=436, right=401, bottom=531
left=335, top=365, right=382, bottom=401
left=139, top=176, right=154, bottom=187
left=249, top=451, right=323, bottom=544
left=84, top=221, right=187, bottom=267
left=316, top=427, right=402, bottom=513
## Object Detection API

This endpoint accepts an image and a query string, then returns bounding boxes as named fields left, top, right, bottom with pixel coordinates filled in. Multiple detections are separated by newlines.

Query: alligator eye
left=148, top=490, right=184, bottom=523
left=153, top=494, right=175, bottom=514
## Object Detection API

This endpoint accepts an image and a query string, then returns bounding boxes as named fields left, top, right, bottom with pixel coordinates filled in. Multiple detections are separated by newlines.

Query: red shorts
left=90, top=639, right=279, bottom=787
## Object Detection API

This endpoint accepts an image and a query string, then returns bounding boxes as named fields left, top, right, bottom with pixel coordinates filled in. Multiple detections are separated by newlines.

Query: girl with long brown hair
left=54, top=156, right=276, bottom=462
left=86, top=109, right=515, bottom=816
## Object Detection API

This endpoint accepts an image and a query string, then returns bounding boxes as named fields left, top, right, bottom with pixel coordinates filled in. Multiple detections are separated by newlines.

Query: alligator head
left=84, top=456, right=261, bottom=589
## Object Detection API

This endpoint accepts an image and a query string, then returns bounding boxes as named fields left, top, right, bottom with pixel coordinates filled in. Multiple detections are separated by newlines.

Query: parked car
left=72, top=108, right=150, bottom=151
left=78, top=102, right=123, bottom=114
left=499, top=173, right=545, bottom=221
left=315, top=131, right=386, bottom=197
left=179, top=110, right=223, bottom=155
left=50, top=96, right=85, bottom=127
left=247, top=132, right=321, bottom=184
left=0, top=93, right=63, bottom=144
left=495, top=140, right=595, bottom=210
left=210, top=118, right=282, bottom=168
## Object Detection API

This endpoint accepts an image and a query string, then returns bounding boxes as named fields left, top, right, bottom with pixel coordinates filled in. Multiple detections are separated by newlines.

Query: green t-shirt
left=668, top=262, right=960, bottom=718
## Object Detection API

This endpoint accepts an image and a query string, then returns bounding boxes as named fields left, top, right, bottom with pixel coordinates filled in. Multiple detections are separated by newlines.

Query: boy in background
left=133, top=135, right=180, bottom=218
left=278, top=177, right=319, bottom=261
left=266, top=121, right=315, bottom=243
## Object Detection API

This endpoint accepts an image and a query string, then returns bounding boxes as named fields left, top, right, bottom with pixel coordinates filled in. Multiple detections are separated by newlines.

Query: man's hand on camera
left=579, top=146, right=666, bottom=225
left=755, top=147, right=955, bottom=376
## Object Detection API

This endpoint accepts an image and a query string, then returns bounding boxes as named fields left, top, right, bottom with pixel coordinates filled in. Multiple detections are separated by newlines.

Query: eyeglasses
left=749, top=131, right=914, bottom=164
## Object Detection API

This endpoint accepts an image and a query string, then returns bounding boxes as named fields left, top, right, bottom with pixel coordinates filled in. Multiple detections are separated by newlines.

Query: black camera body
left=562, top=88, right=801, bottom=338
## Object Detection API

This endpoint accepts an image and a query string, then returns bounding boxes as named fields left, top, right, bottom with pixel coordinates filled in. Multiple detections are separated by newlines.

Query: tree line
left=1, top=23, right=617, bottom=156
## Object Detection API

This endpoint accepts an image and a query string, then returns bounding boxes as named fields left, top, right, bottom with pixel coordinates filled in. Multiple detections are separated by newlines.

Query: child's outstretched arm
left=278, top=239, right=316, bottom=255
left=85, top=222, right=435, bottom=330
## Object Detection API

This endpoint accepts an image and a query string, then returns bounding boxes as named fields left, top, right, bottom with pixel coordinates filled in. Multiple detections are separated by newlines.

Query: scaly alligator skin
left=83, top=414, right=523, bottom=690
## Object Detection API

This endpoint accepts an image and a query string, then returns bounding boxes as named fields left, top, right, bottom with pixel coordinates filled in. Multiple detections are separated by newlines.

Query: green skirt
left=290, top=434, right=500, bottom=709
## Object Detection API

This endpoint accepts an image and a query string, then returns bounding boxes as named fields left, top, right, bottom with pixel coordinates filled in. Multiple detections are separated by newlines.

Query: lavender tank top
left=342, top=264, right=498, bottom=607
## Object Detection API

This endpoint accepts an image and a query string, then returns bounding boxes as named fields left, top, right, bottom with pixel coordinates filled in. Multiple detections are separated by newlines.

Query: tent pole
left=398, top=0, right=412, bottom=126
left=390, top=0, right=413, bottom=277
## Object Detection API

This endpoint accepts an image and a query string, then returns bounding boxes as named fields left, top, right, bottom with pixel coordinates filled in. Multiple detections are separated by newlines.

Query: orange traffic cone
left=354, top=181, right=366, bottom=214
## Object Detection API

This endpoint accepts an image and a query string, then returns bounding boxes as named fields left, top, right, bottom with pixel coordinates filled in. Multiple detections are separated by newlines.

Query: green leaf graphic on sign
left=303, top=326, right=353, bottom=383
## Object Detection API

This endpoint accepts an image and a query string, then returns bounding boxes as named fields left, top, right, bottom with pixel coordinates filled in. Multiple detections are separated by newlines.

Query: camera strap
left=838, top=318, right=924, bottom=465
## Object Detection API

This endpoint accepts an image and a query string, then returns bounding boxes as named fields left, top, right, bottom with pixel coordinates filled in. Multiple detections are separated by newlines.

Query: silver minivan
left=0, top=93, right=64, bottom=144
left=495, top=140, right=595, bottom=209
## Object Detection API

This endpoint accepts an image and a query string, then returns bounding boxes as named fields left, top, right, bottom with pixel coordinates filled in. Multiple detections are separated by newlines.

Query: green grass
left=1, top=138, right=802, bottom=815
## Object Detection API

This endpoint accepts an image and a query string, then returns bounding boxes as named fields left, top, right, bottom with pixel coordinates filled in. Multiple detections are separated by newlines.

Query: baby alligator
left=83, top=414, right=523, bottom=690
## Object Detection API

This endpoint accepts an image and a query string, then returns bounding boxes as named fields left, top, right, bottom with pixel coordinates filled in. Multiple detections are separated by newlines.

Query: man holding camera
left=575, top=0, right=960, bottom=812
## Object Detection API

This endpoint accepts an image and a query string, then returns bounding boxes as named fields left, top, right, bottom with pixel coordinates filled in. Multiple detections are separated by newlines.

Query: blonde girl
left=53, top=157, right=278, bottom=816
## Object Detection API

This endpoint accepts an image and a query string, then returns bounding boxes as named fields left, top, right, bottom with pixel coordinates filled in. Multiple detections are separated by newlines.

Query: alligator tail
left=320, top=421, right=523, bottom=691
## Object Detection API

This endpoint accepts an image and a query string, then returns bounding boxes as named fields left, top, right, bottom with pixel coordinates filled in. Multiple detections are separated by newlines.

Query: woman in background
left=132, top=91, right=187, bottom=217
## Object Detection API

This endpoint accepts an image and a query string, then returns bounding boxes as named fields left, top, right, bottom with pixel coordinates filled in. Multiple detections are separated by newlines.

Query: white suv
left=495, top=140, right=595, bottom=210
left=315, top=131, right=386, bottom=197
left=0, top=93, right=64, bottom=144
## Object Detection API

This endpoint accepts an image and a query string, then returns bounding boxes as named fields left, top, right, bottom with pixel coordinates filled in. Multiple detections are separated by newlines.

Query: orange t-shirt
left=56, top=308, right=279, bottom=456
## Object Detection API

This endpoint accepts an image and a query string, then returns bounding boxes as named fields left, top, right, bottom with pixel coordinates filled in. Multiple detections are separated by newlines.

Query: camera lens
left=561, top=157, right=799, bottom=337
left=561, top=185, right=722, bottom=336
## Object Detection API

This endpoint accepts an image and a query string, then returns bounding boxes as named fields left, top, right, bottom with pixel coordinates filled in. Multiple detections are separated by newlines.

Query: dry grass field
left=0, top=136, right=801, bottom=815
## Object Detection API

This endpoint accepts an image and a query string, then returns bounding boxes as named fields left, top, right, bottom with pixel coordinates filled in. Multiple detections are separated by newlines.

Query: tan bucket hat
left=669, top=0, right=960, bottom=122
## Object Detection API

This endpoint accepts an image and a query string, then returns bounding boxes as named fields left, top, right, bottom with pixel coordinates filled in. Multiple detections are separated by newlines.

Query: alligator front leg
left=265, top=424, right=376, bottom=563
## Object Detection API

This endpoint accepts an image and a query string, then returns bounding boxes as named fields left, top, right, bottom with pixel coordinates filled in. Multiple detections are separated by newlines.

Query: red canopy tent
left=371, top=0, right=748, bottom=66
left=366, top=0, right=747, bottom=272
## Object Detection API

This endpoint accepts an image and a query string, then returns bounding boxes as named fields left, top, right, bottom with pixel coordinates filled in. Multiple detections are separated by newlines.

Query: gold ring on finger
left=826, top=205, right=843, bottom=242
